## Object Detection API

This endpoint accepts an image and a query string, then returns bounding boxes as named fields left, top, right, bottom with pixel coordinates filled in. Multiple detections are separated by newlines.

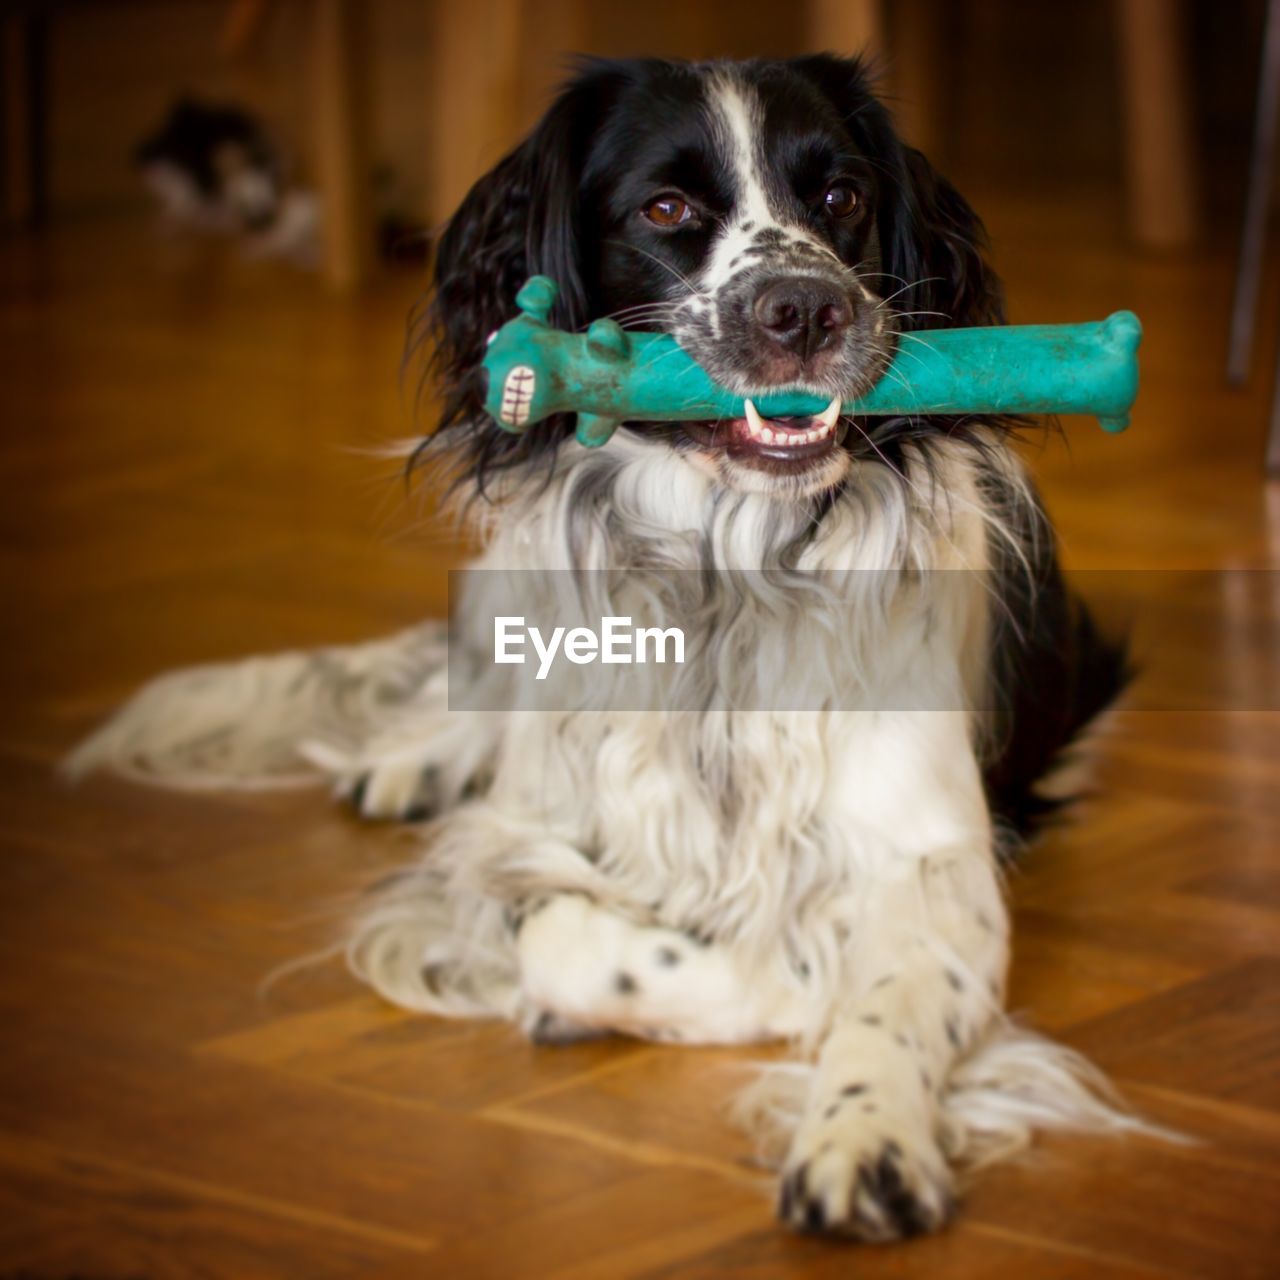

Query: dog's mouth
left=681, top=396, right=846, bottom=468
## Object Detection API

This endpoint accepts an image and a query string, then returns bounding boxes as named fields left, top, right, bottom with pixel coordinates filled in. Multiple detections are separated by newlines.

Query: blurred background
left=2, top=0, right=1277, bottom=730
left=0, top=0, right=1272, bottom=250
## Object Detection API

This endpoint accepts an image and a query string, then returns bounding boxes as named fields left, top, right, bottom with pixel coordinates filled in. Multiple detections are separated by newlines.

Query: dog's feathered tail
left=63, top=622, right=447, bottom=789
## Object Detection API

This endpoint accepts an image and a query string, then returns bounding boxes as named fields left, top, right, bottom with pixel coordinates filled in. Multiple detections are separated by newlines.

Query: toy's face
left=580, top=62, right=901, bottom=496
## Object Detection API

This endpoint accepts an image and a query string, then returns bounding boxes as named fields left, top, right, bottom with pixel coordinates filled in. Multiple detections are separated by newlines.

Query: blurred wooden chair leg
left=806, top=0, right=884, bottom=58
left=1, top=10, right=27, bottom=228
left=3, top=4, right=49, bottom=230
left=1268, top=345, right=1280, bottom=476
left=427, top=0, right=525, bottom=230
left=888, top=0, right=948, bottom=159
left=515, top=0, right=588, bottom=131
left=1117, top=0, right=1200, bottom=250
left=1227, top=0, right=1280, bottom=394
left=219, top=0, right=272, bottom=57
left=308, top=0, right=372, bottom=293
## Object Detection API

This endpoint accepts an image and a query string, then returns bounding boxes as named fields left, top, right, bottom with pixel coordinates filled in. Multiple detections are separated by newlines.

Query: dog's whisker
left=603, top=238, right=711, bottom=300
left=875, top=277, right=946, bottom=306
left=885, top=308, right=951, bottom=322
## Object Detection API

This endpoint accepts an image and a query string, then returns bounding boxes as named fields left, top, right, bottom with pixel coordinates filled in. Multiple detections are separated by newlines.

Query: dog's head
left=418, top=55, right=1005, bottom=502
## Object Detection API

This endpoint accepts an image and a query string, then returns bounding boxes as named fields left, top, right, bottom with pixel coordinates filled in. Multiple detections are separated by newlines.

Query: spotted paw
left=778, top=1120, right=954, bottom=1241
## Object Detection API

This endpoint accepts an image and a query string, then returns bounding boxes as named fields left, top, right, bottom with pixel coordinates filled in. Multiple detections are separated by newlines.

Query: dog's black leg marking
left=858, top=1147, right=931, bottom=1239
left=804, top=1197, right=827, bottom=1233
left=781, top=1138, right=954, bottom=1242
left=348, top=765, right=441, bottom=823
left=506, top=895, right=552, bottom=936
left=349, top=774, right=369, bottom=812
left=526, top=1010, right=609, bottom=1046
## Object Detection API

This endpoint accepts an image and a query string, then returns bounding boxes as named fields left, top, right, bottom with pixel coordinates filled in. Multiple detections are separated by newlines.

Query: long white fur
left=67, top=69, right=1169, bottom=1239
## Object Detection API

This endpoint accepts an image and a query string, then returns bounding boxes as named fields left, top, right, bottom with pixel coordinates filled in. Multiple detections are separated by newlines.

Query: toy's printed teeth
left=743, top=396, right=842, bottom=446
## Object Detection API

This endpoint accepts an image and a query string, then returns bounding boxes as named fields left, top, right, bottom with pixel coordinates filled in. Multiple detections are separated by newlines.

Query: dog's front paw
left=778, top=1108, right=954, bottom=1242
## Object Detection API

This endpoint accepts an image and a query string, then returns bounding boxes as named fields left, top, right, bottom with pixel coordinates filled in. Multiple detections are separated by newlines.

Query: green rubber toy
left=482, top=276, right=1141, bottom=448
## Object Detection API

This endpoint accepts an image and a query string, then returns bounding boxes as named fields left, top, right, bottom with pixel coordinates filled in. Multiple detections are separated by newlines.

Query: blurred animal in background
left=136, top=97, right=319, bottom=264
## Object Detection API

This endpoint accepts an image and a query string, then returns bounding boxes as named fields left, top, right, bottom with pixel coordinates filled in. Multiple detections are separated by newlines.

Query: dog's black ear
left=883, top=145, right=1005, bottom=329
left=433, top=88, right=594, bottom=350
left=416, top=65, right=619, bottom=493
left=791, top=53, right=1004, bottom=330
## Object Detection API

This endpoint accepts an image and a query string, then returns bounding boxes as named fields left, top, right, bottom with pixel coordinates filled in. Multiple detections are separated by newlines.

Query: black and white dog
left=136, top=98, right=319, bottom=262
left=74, top=56, right=1150, bottom=1241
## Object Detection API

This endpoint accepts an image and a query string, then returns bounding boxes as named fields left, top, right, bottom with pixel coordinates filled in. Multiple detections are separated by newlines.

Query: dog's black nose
left=753, top=277, right=853, bottom=362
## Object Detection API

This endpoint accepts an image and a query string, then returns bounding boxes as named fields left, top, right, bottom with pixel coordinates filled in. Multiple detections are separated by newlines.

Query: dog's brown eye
left=823, top=184, right=859, bottom=219
left=643, top=195, right=692, bottom=228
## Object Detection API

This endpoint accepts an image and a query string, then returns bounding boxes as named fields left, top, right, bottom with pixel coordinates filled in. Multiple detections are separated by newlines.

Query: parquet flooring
left=1, top=197, right=1278, bottom=1277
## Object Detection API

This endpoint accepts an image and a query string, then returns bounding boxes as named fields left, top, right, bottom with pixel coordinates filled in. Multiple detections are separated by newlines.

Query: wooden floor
left=2, top=199, right=1279, bottom=1279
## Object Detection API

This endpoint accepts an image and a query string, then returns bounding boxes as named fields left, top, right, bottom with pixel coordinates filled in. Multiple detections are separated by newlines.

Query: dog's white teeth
left=743, top=398, right=837, bottom=448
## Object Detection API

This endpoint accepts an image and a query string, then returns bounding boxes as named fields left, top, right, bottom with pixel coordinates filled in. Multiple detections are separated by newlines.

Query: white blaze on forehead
left=709, top=74, right=777, bottom=230
left=701, top=72, right=835, bottom=289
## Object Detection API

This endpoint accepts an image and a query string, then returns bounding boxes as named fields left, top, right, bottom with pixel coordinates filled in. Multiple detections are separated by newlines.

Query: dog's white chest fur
left=374, top=432, right=998, bottom=1009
